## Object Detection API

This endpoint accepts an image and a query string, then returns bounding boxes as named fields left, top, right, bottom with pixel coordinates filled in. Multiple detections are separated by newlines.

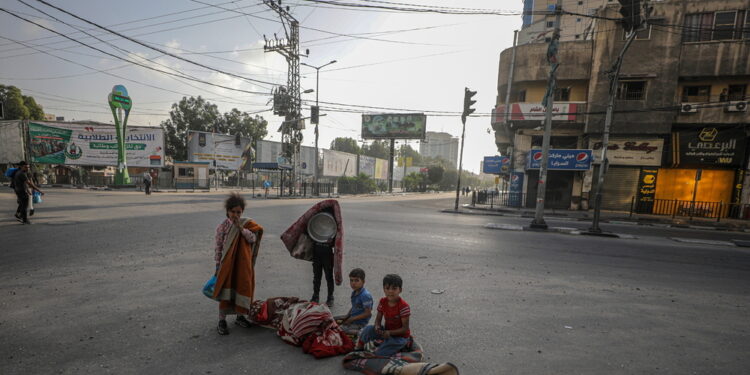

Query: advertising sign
left=322, top=149, right=357, bottom=177
left=187, top=131, right=252, bottom=170
left=358, top=155, right=375, bottom=177
left=635, top=168, right=658, bottom=213
left=362, top=113, right=426, bottom=139
left=493, top=102, right=580, bottom=124
left=673, top=127, right=746, bottom=167
left=526, top=149, right=593, bottom=171
left=374, top=158, right=389, bottom=180
left=482, top=156, right=503, bottom=174
left=508, top=172, right=524, bottom=207
left=0, top=121, right=26, bottom=163
left=589, top=138, right=663, bottom=166
left=28, top=121, right=163, bottom=167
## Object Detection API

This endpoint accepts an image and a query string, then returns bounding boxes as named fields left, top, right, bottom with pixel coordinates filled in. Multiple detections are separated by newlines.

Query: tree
left=398, top=144, right=422, bottom=165
left=0, top=85, right=44, bottom=120
left=222, top=108, right=268, bottom=144
left=330, top=137, right=361, bottom=155
left=160, top=96, right=221, bottom=161
left=426, top=165, right=444, bottom=185
left=362, top=140, right=390, bottom=159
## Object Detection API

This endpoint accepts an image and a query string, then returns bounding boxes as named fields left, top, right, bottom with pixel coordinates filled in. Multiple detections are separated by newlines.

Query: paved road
left=1, top=190, right=749, bottom=374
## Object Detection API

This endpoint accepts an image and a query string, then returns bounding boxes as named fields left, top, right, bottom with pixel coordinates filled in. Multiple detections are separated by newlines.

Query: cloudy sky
left=0, top=0, right=523, bottom=173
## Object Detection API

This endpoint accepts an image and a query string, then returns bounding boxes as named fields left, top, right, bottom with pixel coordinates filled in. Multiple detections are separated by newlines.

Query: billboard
left=362, top=113, right=426, bottom=139
left=28, top=121, right=164, bottom=167
left=493, top=102, right=580, bottom=124
left=358, top=155, right=375, bottom=177
left=482, top=156, right=503, bottom=174
left=673, top=127, right=745, bottom=167
left=0, top=121, right=25, bottom=164
left=589, top=138, right=663, bottom=166
left=322, top=149, right=357, bottom=177
left=374, top=158, right=389, bottom=180
left=255, top=140, right=316, bottom=174
left=187, top=131, right=252, bottom=170
left=526, top=149, right=593, bottom=171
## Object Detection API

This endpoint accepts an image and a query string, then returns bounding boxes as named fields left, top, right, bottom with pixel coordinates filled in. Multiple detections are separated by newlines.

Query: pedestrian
left=334, top=268, right=373, bottom=336
left=213, top=193, right=264, bottom=335
left=356, top=274, right=412, bottom=357
left=143, top=170, right=152, bottom=195
left=13, top=161, right=44, bottom=224
left=263, top=179, right=271, bottom=198
left=311, top=234, right=336, bottom=306
left=719, top=88, right=729, bottom=102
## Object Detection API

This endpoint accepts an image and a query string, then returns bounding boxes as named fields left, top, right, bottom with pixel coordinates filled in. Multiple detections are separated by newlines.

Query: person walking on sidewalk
left=13, top=161, right=43, bottom=224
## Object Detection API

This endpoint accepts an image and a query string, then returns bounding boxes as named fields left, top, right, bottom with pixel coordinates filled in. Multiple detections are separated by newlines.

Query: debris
left=431, top=289, right=445, bottom=294
left=564, top=326, right=573, bottom=329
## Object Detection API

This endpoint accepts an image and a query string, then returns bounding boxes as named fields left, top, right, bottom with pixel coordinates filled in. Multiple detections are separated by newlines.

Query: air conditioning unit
left=726, top=101, right=748, bottom=112
left=680, top=103, right=698, bottom=113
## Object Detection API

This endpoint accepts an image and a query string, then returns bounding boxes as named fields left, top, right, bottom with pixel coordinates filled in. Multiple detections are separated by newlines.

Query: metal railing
left=474, top=191, right=526, bottom=208
left=631, top=197, right=750, bottom=221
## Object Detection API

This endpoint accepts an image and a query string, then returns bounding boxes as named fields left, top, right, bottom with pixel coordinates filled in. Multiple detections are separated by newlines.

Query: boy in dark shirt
left=357, top=274, right=411, bottom=356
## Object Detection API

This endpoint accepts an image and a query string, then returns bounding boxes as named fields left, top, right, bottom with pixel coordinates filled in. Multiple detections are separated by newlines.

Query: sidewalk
left=449, top=204, right=750, bottom=232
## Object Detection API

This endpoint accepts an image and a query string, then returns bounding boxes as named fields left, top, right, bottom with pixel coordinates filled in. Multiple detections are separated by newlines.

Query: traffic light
left=618, top=0, right=642, bottom=32
left=311, top=105, right=319, bottom=124
left=462, top=87, right=477, bottom=124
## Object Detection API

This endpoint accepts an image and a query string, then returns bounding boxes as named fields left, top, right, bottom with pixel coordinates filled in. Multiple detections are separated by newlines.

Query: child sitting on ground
left=356, top=274, right=411, bottom=357
left=334, top=268, right=373, bottom=336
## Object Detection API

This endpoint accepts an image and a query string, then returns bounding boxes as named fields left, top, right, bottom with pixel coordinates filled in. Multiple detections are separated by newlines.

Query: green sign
left=362, top=113, right=426, bottom=140
left=108, top=84, right=132, bottom=184
left=28, top=122, right=73, bottom=164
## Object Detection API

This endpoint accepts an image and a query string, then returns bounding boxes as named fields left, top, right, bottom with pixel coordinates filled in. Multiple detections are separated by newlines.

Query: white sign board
left=322, top=149, right=357, bottom=177
left=187, top=131, right=252, bottom=170
left=0, top=121, right=26, bottom=164
left=588, top=138, right=663, bottom=166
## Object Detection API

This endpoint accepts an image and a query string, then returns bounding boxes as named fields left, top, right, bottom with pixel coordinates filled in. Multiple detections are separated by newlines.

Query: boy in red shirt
left=356, top=274, right=411, bottom=356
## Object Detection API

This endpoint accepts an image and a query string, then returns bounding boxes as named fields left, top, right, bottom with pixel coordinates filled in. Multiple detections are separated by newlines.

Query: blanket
left=214, top=218, right=264, bottom=315
left=342, top=338, right=459, bottom=375
left=280, top=199, right=344, bottom=285
left=247, top=297, right=302, bottom=329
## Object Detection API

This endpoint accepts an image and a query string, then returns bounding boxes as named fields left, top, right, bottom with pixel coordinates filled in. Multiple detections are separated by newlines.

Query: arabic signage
left=255, top=140, right=316, bottom=174
left=362, top=113, right=426, bottom=139
left=526, top=149, right=593, bottom=171
left=482, top=156, right=503, bottom=174
left=188, top=131, right=252, bottom=170
left=493, top=102, right=580, bottom=124
left=28, top=121, right=163, bottom=167
left=635, top=168, right=658, bottom=213
left=322, top=149, right=357, bottom=177
left=673, top=127, right=746, bottom=167
left=589, top=138, right=664, bottom=166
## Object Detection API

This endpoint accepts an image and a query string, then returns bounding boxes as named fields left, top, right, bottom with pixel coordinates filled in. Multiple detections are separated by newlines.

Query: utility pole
left=263, top=0, right=303, bottom=195
left=502, top=30, right=519, bottom=190
left=388, top=139, right=395, bottom=193
left=301, top=60, right=337, bottom=196
left=589, top=0, right=646, bottom=233
left=530, top=0, right=563, bottom=229
left=455, top=87, right=477, bottom=211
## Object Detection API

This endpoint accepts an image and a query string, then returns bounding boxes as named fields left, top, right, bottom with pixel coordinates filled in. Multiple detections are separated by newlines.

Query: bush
left=337, top=173, right=377, bottom=194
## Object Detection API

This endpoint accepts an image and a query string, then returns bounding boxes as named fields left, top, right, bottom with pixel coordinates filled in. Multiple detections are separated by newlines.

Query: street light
left=301, top=59, right=337, bottom=195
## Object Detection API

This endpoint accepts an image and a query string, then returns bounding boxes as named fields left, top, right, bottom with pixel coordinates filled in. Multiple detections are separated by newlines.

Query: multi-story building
left=493, top=0, right=750, bottom=214
left=420, top=131, right=459, bottom=167
left=519, top=0, right=609, bottom=45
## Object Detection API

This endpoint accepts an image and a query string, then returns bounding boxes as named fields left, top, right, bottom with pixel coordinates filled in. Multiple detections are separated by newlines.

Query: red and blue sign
left=526, top=149, right=593, bottom=171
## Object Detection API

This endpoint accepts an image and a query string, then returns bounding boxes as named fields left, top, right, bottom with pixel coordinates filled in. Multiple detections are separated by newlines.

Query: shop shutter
left=591, top=166, right=640, bottom=211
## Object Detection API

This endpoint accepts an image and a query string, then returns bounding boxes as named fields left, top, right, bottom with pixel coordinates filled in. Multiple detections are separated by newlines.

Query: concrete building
left=518, top=0, right=609, bottom=45
left=493, top=0, right=750, bottom=216
left=420, top=131, right=459, bottom=167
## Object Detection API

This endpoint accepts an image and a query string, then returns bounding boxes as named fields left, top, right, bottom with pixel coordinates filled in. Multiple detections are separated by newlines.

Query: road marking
left=670, top=238, right=735, bottom=247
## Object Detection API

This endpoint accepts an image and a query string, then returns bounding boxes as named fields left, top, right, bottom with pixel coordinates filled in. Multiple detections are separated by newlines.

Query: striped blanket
left=342, top=339, right=459, bottom=375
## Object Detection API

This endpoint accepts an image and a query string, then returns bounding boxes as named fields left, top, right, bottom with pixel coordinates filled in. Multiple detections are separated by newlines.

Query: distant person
left=143, top=170, right=152, bottom=195
left=13, top=161, right=43, bottom=225
left=263, top=179, right=272, bottom=198
left=356, top=274, right=411, bottom=357
left=719, top=88, right=729, bottom=102
left=334, top=268, right=373, bottom=336
left=212, top=193, right=264, bottom=335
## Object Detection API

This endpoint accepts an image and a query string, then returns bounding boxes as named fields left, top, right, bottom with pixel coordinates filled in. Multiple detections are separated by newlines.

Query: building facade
left=420, top=131, right=459, bottom=167
left=519, top=0, right=609, bottom=45
left=494, top=0, right=750, bottom=215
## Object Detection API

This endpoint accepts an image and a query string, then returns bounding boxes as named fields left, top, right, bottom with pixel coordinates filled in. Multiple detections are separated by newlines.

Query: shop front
left=587, top=137, right=665, bottom=211
left=647, top=127, right=746, bottom=218
left=525, top=149, right=593, bottom=210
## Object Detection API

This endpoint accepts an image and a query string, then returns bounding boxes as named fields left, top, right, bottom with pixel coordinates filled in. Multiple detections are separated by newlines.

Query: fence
left=631, top=197, right=750, bottom=221
left=474, top=191, right=526, bottom=208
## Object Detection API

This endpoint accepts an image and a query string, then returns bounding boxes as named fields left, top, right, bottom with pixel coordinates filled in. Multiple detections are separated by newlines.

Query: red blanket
left=280, top=199, right=344, bottom=285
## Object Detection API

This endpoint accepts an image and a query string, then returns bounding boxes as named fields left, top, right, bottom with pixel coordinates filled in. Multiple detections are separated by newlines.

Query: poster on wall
left=635, top=168, right=658, bottom=213
left=589, top=138, right=664, bottom=166
left=526, top=149, right=593, bottom=171
left=322, top=149, right=357, bottom=177
left=358, top=155, right=375, bottom=177
left=187, top=131, right=252, bottom=171
left=28, top=121, right=164, bottom=167
left=374, top=158, right=389, bottom=180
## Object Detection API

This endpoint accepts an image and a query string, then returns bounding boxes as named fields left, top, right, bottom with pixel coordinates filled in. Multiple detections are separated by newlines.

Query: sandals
left=235, top=315, right=252, bottom=328
left=217, top=319, right=229, bottom=335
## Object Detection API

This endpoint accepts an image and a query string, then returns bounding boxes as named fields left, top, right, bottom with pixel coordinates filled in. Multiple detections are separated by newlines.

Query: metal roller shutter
left=591, top=166, right=640, bottom=211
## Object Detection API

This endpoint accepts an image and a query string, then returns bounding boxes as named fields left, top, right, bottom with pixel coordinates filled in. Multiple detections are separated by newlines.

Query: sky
left=0, top=0, right=523, bottom=173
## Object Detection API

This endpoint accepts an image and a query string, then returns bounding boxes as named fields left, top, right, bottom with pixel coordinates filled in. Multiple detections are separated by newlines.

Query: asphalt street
left=1, top=189, right=749, bottom=374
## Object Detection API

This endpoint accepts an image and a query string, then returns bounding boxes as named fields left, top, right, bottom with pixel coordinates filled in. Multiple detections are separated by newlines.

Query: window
left=546, top=21, right=555, bottom=28
left=517, top=90, right=527, bottom=102
left=681, top=85, right=711, bottom=102
left=577, top=18, right=581, bottom=23
left=623, top=25, right=652, bottom=40
left=728, top=84, right=747, bottom=101
left=617, top=81, right=646, bottom=100
left=683, top=13, right=714, bottom=42
left=554, top=87, right=571, bottom=101
left=178, top=167, right=194, bottom=177
left=714, top=11, right=737, bottom=40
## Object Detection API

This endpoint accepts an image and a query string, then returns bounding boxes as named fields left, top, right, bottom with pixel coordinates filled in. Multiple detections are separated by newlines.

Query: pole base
left=581, top=230, right=620, bottom=238
left=528, top=221, right=548, bottom=230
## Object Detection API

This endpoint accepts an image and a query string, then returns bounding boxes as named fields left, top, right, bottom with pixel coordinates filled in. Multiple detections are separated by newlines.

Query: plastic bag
left=202, top=275, right=217, bottom=300
left=32, top=191, right=42, bottom=204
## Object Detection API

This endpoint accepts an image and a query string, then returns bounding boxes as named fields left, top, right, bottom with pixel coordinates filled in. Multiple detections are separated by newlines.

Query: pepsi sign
left=526, top=149, right=593, bottom=171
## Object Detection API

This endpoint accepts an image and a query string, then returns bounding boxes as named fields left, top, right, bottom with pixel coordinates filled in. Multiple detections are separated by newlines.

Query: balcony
left=679, top=42, right=750, bottom=78
left=676, top=101, right=750, bottom=124
left=492, top=102, right=587, bottom=127
left=498, top=41, right=592, bottom=85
